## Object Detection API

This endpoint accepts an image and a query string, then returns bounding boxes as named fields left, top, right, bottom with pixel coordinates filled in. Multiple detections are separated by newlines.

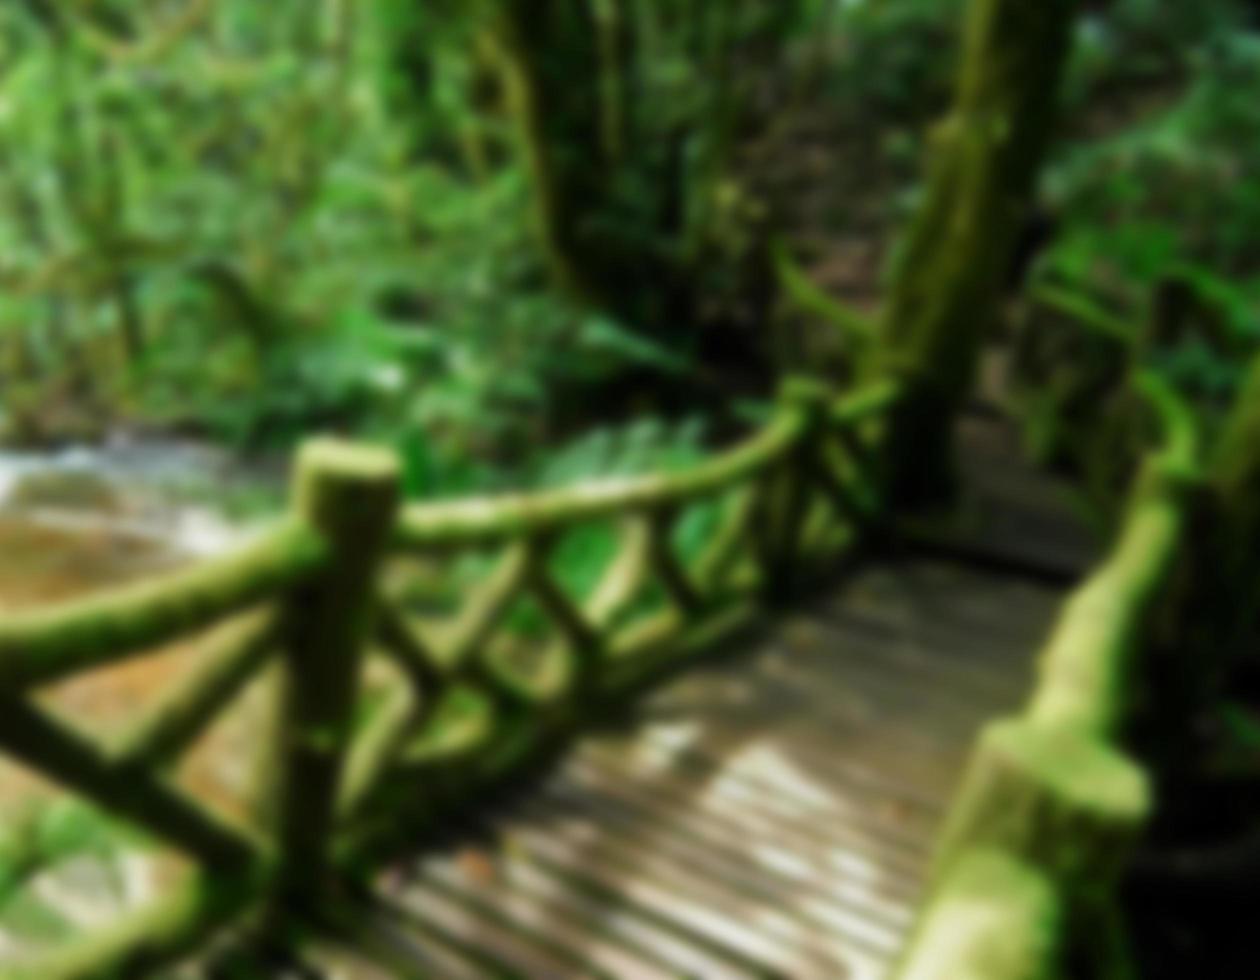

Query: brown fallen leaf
left=457, top=847, right=497, bottom=884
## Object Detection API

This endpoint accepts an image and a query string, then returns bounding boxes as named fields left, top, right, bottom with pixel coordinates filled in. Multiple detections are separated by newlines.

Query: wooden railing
left=0, top=377, right=902, bottom=980
left=892, top=372, right=1200, bottom=979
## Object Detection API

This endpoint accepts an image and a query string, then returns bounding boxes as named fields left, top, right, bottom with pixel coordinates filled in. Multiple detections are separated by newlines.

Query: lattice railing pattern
left=0, top=377, right=902, bottom=979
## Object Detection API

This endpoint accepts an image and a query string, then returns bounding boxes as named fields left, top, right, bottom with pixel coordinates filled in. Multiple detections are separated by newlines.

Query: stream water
left=0, top=437, right=289, bottom=957
left=0, top=434, right=284, bottom=560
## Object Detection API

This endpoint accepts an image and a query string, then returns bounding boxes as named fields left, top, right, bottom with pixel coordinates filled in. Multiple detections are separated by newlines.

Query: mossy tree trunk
left=489, top=0, right=685, bottom=333
left=873, top=0, right=1079, bottom=504
left=485, top=0, right=809, bottom=345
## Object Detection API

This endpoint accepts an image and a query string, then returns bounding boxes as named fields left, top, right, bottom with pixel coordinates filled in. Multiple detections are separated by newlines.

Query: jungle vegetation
left=1, top=0, right=1260, bottom=976
left=2, top=1, right=1255, bottom=499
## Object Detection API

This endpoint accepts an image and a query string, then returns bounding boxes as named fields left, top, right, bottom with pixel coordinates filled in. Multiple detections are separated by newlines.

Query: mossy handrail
left=394, top=379, right=900, bottom=549
left=893, top=370, right=1201, bottom=978
left=0, top=377, right=903, bottom=980
left=0, top=520, right=324, bottom=690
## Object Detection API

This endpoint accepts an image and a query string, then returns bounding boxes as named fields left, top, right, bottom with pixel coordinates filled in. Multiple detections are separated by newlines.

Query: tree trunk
left=873, top=0, right=1079, bottom=504
left=489, top=0, right=679, bottom=328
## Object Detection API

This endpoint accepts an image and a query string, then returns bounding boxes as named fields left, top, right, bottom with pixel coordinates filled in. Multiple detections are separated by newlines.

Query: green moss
left=0, top=521, right=324, bottom=690
left=934, top=719, right=1149, bottom=889
left=872, top=0, right=1080, bottom=500
left=1029, top=456, right=1194, bottom=736
left=896, top=849, right=1061, bottom=980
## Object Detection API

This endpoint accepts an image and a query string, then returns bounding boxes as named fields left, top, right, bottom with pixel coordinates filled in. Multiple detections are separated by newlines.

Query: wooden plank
left=629, top=715, right=950, bottom=819
left=776, top=622, right=1032, bottom=705
left=485, top=816, right=841, bottom=979
left=328, top=907, right=492, bottom=980
left=808, top=601, right=1049, bottom=665
left=531, top=778, right=916, bottom=944
left=435, top=843, right=768, bottom=980
left=753, top=641, right=1025, bottom=727
left=741, top=649, right=1020, bottom=731
left=638, top=665, right=981, bottom=782
left=509, top=796, right=898, bottom=978
left=423, top=855, right=678, bottom=980
left=571, top=741, right=935, bottom=875
left=389, top=875, right=589, bottom=978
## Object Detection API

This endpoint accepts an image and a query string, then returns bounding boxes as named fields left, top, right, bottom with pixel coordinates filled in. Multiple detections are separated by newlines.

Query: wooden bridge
left=0, top=376, right=1194, bottom=979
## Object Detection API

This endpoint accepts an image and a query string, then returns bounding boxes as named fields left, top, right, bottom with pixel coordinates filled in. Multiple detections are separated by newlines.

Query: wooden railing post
left=269, top=439, right=400, bottom=909
left=764, top=377, right=832, bottom=600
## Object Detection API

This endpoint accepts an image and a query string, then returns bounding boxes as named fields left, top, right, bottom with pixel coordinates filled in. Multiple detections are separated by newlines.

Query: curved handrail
left=0, top=520, right=325, bottom=690
left=1133, top=368, right=1199, bottom=474
left=1024, top=371, right=1201, bottom=736
left=0, top=376, right=907, bottom=980
left=895, top=372, right=1203, bottom=980
left=393, top=382, right=900, bottom=550
left=393, top=412, right=803, bottom=549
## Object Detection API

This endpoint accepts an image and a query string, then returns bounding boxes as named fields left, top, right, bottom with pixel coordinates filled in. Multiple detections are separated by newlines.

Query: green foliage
left=0, top=1, right=698, bottom=475
left=1043, top=7, right=1260, bottom=353
left=0, top=797, right=145, bottom=942
left=1005, top=3, right=1260, bottom=513
left=830, top=0, right=961, bottom=121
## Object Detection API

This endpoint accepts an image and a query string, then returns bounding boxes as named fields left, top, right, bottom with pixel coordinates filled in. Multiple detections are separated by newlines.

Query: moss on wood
left=394, top=409, right=805, bottom=548
left=934, top=719, right=1149, bottom=885
left=895, top=849, right=1061, bottom=980
left=109, top=607, right=281, bottom=768
left=375, top=599, right=443, bottom=695
left=270, top=440, right=400, bottom=908
left=584, top=516, right=653, bottom=629
left=0, top=694, right=262, bottom=869
left=337, top=683, right=417, bottom=822
left=0, top=521, right=324, bottom=690
left=1028, top=456, right=1195, bottom=737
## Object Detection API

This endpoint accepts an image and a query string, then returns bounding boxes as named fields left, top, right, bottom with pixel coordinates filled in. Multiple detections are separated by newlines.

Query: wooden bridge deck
left=315, top=415, right=1096, bottom=980
left=351, top=558, right=1063, bottom=979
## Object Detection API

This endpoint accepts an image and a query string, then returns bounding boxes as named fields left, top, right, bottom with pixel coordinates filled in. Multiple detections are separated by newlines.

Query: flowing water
left=0, top=437, right=286, bottom=958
